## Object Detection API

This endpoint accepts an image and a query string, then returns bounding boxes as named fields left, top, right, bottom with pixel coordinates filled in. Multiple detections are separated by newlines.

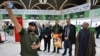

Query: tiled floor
left=0, top=32, right=100, bottom=56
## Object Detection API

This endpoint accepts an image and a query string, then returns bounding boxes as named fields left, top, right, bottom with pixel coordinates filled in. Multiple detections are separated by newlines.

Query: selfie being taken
left=0, top=0, right=100, bottom=56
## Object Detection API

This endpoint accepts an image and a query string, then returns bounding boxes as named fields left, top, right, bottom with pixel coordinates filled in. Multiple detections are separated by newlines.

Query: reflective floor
left=0, top=32, right=100, bottom=56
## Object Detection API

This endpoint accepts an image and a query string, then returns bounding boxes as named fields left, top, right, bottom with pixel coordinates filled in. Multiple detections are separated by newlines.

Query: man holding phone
left=1, top=1, right=40, bottom=56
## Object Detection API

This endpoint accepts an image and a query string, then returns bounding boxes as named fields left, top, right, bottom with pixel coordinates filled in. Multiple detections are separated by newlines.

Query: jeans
left=44, top=39, right=51, bottom=51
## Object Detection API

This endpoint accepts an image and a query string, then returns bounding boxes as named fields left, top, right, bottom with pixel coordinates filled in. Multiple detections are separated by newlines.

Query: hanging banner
left=62, top=3, right=90, bottom=14
left=2, top=14, right=22, bottom=19
left=73, top=12, right=79, bottom=18
left=25, top=15, right=40, bottom=20
left=0, top=3, right=90, bottom=15
left=0, top=3, right=90, bottom=20
left=45, top=15, right=52, bottom=20
left=78, top=11, right=85, bottom=18
left=0, top=9, right=61, bottom=15
left=2, top=14, right=9, bottom=19
left=64, top=10, right=90, bottom=19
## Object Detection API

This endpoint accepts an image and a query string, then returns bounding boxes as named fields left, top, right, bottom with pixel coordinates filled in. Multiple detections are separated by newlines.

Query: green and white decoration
left=0, top=3, right=90, bottom=20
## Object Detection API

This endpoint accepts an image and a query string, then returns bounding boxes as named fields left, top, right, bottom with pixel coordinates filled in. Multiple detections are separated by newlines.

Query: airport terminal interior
left=0, top=0, right=100, bottom=56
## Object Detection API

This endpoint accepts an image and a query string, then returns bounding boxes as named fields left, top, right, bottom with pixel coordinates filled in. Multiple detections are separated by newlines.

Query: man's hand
left=45, top=35, right=48, bottom=38
left=1, top=1, right=8, bottom=7
left=31, top=45, right=39, bottom=49
left=31, top=42, right=40, bottom=49
left=65, top=37, right=69, bottom=40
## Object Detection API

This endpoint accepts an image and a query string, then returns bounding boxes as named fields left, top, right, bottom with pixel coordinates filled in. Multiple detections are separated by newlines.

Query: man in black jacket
left=35, top=22, right=43, bottom=51
left=62, top=19, right=76, bottom=56
left=95, top=25, right=100, bottom=39
left=43, top=23, right=52, bottom=52
left=52, top=20, right=63, bottom=53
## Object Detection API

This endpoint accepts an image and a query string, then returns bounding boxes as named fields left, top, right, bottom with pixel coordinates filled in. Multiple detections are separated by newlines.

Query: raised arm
left=6, top=9, right=22, bottom=32
left=2, top=2, right=22, bottom=32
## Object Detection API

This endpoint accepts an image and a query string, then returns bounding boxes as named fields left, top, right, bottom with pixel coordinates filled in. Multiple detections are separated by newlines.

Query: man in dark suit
left=62, top=19, right=76, bottom=56
left=43, top=23, right=52, bottom=52
left=36, top=22, right=43, bottom=51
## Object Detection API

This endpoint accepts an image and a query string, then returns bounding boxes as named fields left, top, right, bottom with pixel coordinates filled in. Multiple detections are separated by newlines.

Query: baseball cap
left=29, top=22, right=37, bottom=27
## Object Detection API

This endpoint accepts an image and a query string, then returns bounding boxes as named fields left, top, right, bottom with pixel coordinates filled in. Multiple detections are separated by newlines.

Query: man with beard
left=52, top=20, right=63, bottom=53
left=75, top=22, right=96, bottom=56
left=62, top=19, right=76, bottom=56
left=2, top=2, right=40, bottom=56
left=43, top=23, right=52, bottom=52
left=36, top=22, right=43, bottom=51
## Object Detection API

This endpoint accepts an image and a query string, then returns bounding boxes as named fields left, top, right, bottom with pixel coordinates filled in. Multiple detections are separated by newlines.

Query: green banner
left=2, top=14, right=22, bottom=19
left=90, top=8, right=100, bottom=18
left=2, top=14, right=9, bottom=19
left=78, top=11, right=85, bottom=18
left=84, top=10, right=90, bottom=18
left=64, top=11, right=89, bottom=19
left=46, top=15, right=62, bottom=20
left=0, top=10, right=90, bottom=20
left=0, top=14, right=3, bottom=20
left=73, top=12, right=79, bottom=18
left=39, top=15, right=45, bottom=20
left=25, top=15, right=40, bottom=20
left=45, top=15, right=53, bottom=20
left=25, top=15, right=62, bottom=20
left=64, top=14, right=70, bottom=19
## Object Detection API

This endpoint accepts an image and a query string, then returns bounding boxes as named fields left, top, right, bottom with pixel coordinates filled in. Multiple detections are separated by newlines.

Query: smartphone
left=6, top=2, right=14, bottom=9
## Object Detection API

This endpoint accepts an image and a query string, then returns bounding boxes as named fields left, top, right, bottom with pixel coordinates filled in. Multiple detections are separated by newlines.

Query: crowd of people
left=34, top=20, right=96, bottom=56
left=1, top=1, right=98, bottom=56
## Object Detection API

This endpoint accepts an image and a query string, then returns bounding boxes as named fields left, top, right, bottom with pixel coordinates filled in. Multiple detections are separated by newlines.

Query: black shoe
left=43, top=50, right=46, bottom=52
left=97, top=38, right=100, bottom=39
left=59, top=48, right=62, bottom=49
left=0, top=41, right=4, bottom=43
left=57, top=51, right=59, bottom=54
left=52, top=51, right=55, bottom=53
left=38, top=49, right=42, bottom=51
left=62, top=53, right=66, bottom=56
left=48, top=50, right=50, bottom=52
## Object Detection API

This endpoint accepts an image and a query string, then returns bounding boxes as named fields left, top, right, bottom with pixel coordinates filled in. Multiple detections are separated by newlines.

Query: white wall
left=1, top=18, right=99, bottom=28
left=92, top=18, right=100, bottom=27
left=76, top=18, right=91, bottom=27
